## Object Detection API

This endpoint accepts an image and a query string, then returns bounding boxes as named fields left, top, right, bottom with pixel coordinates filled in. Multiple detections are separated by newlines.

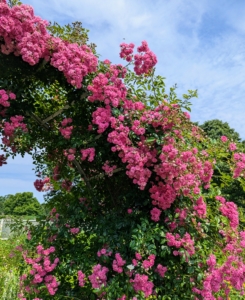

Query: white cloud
left=22, top=0, right=245, bottom=139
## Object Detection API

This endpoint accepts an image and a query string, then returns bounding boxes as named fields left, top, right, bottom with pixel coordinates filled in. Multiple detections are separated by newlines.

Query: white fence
left=0, top=218, right=38, bottom=239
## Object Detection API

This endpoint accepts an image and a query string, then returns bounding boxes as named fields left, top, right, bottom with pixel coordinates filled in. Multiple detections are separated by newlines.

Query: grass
left=0, top=269, right=20, bottom=300
left=0, top=234, right=26, bottom=300
left=0, top=215, right=37, bottom=220
left=20, top=215, right=37, bottom=220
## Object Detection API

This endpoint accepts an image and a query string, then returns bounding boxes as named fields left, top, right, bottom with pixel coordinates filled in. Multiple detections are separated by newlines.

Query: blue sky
left=1, top=0, right=245, bottom=203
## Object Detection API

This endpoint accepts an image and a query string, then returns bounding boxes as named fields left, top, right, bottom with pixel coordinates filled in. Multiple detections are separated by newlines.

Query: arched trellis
left=0, top=33, right=99, bottom=178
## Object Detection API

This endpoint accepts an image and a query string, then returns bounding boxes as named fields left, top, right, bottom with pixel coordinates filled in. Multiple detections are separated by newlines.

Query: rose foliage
left=1, top=1, right=245, bottom=299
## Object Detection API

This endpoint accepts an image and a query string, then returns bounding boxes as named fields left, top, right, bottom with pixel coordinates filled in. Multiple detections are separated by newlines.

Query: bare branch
left=27, top=112, right=50, bottom=130
left=72, top=159, right=96, bottom=200
left=41, top=91, right=88, bottom=124
left=95, top=134, right=102, bottom=140
left=90, top=168, right=123, bottom=180
left=42, top=103, right=72, bottom=124
left=80, top=91, right=89, bottom=101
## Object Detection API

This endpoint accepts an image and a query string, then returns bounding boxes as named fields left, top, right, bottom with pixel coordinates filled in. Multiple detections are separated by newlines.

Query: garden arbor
left=1, top=1, right=245, bottom=299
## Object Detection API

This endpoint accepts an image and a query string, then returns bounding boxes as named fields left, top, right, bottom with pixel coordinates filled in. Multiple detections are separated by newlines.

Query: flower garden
left=1, top=0, right=245, bottom=299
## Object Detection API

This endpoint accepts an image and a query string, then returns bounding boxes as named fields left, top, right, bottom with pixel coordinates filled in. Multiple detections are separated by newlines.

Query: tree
left=198, top=120, right=245, bottom=211
left=0, top=1, right=245, bottom=299
left=0, top=195, right=9, bottom=214
left=3, top=192, right=44, bottom=216
left=199, top=119, right=244, bottom=143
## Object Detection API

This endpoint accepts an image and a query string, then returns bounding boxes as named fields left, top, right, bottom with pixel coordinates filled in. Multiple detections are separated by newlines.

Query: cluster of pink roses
left=97, top=248, right=112, bottom=257
left=59, top=118, right=73, bottom=139
left=80, top=147, right=95, bottom=162
left=215, top=195, right=239, bottom=229
left=166, top=232, right=195, bottom=258
left=19, top=245, right=59, bottom=298
left=102, top=160, right=117, bottom=176
left=232, top=152, right=245, bottom=178
left=150, top=207, right=162, bottom=222
left=69, top=227, right=80, bottom=235
left=120, top=41, right=157, bottom=75
left=169, top=208, right=188, bottom=232
left=72, top=251, right=167, bottom=298
left=112, top=253, right=126, bottom=273
left=194, top=233, right=245, bottom=299
left=130, top=274, right=154, bottom=297
left=193, top=196, right=207, bottom=218
left=2, top=115, right=28, bottom=153
left=3, top=115, right=27, bottom=137
left=63, top=148, right=76, bottom=161
left=88, top=64, right=127, bottom=107
left=0, top=153, right=7, bottom=166
left=129, top=252, right=167, bottom=296
left=61, top=179, right=72, bottom=191
left=87, top=61, right=214, bottom=219
left=92, top=105, right=111, bottom=133
left=34, top=179, right=44, bottom=192
left=34, top=177, right=52, bottom=192
left=88, top=264, right=109, bottom=289
left=119, top=42, right=134, bottom=62
left=0, top=2, right=97, bottom=87
left=220, top=136, right=245, bottom=178
left=0, top=89, right=16, bottom=108
left=142, top=254, right=156, bottom=270
left=155, top=264, right=168, bottom=278
left=191, top=197, right=245, bottom=299
left=77, top=270, right=86, bottom=287
left=50, top=42, right=97, bottom=88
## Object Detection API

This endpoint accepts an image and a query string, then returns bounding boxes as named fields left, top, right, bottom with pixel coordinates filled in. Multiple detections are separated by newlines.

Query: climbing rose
left=221, top=136, right=228, bottom=142
left=150, top=207, right=161, bottom=222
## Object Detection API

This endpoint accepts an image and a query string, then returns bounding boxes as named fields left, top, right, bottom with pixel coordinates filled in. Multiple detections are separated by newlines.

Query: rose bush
left=1, top=1, right=245, bottom=299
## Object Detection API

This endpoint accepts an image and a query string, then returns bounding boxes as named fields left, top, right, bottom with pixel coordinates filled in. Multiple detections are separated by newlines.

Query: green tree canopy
left=0, top=195, right=9, bottom=214
left=3, top=192, right=44, bottom=216
left=197, top=119, right=245, bottom=211
left=199, top=119, right=243, bottom=142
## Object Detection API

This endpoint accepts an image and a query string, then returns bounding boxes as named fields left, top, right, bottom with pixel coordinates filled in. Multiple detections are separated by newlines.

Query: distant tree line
left=198, top=119, right=245, bottom=145
left=0, top=192, right=45, bottom=216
